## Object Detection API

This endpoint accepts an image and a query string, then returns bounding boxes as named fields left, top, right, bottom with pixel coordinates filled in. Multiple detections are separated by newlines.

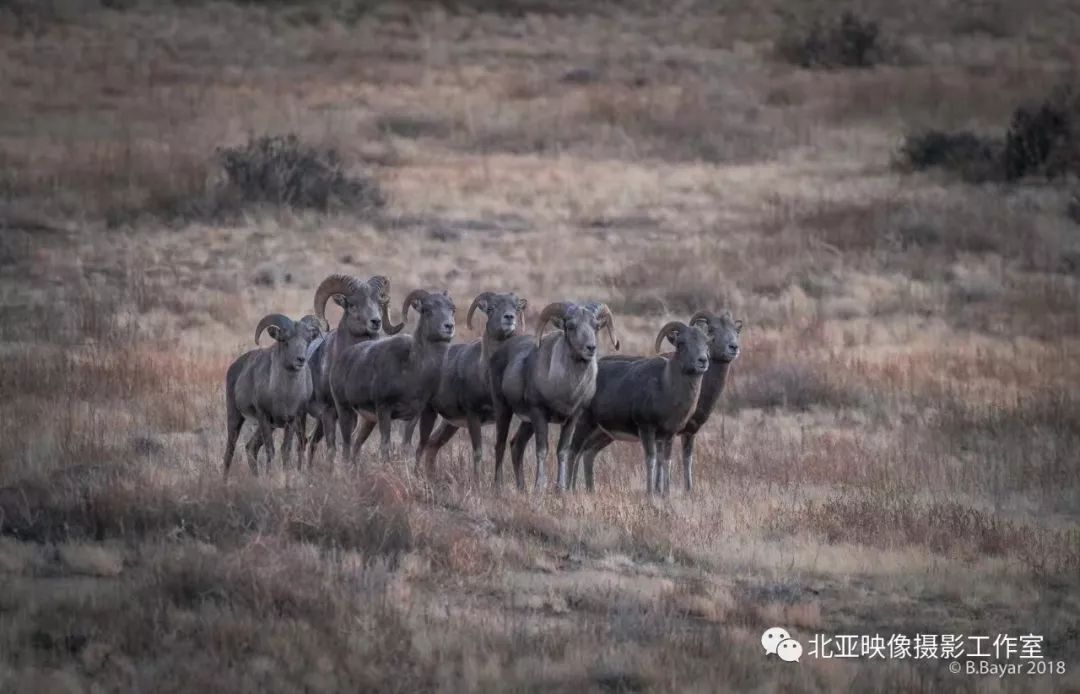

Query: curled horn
left=300, top=313, right=328, bottom=333
left=314, top=274, right=363, bottom=321
left=400, top=289, right=430, bottom=325
left=255, top=314, right=294, bottom=345
left=536, top=301, right=573, bottom=346
left=654, top=321, right=687, bottom=353
left=467, top=292, right=496, bottom=331
left=590, top=303, right=620, bottom=351
left=369, top=275, right=404, bottom=335
left=689, top=310, right=714, bottom=330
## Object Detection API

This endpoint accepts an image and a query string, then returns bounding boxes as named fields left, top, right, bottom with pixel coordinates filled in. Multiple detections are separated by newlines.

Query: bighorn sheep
left=331, top=289, right=456, bottom=465
left=306, top=274, right=403, bottom=465
left=223, top=313, right=321, bottom=477
left=571, top=310, right=742, bottom=493
left=420, top=291, right=527, bottom=478
left=488, top=301, right=619, bottom=492
left=568, top=321, right=710, bottom=495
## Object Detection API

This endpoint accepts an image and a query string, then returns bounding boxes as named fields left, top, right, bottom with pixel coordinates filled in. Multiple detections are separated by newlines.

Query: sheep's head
left=537, top=301, right=619, bottom=362
left=298, top=314, right=327, bottom=341
left=655, top=321, right=710, bottom=375
left=255, top=314, right=318, bottom=372
left=314, top=274, right=403, bottom=340
left=467, top=291, right=527, bottom=340
left=402, top=289, right=456, bottom=343
left=689, top=310, right=742, bottom=363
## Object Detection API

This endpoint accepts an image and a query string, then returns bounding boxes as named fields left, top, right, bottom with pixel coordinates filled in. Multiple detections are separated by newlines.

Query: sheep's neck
left=662, top=357, right=703, bottom=408
left=327, top=326, right=373, bottom=367
left=269, top=349, right=305, bottom=387
left=697, top=359, right=732, bottom=413
left=409, top=329, right=451, bottom=374
left=480, top=329, right=513, bottom=364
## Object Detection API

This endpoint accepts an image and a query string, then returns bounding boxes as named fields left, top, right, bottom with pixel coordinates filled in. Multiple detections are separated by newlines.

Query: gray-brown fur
left=421, top=291, right=527, bottom=478
left=568, top=321, right=710, bottom=496
left=571, top=309, right=742, bottom=493
left=331, top=288, right=456, bottom=465
left=223, top=313, right=321, bottom=477
left=488, top=301, right=619, bottom=492
left=305, top=274, right=403, bottom=465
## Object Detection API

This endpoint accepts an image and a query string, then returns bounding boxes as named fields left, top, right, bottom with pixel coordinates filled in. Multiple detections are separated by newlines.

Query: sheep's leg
left=295, top=416, right=308, bottom=471
left=282, top=421, right=294, bottom=472
left=402, top=418, right=417, bottom=449
left=352, top=418, right=376, bottom=465
left=530, top=409, right=550, bottom=493
left=377, top=408, right=394, bottom=464
left=465, top=415, right=483, bottom=483
left=258, top=418, right=276, bottom=475
left=289, top=418, right=306, bottom=472
left=423, top=420, right=459, bottom=474
left=493, top=404, right=512, bottom=487
left=415, top=408, right=437, bottom=473
left=510, top=421, right=534, bottom=492
left=657, top=437, right=672, bottom=497
left=640, top=429, right=657, bottom=495
left=245, top=430, right=262, bottom=476
left=318, top=409, right=337, bottom=467
left=567, top=421, right=591, bottom=490
left=307, top=418, right=324, bottom=468
left=555, top=414, right=580, bottom=491
left=224, top=413, right=243, bottom=479
left=681, top=433, right=695, bottom=494
left=581, top=432, right=613, bottom=494
left=338, top=407, right=358, bottom=466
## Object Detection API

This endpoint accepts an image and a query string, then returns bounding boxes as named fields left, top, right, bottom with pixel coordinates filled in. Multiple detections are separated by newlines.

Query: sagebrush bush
left=215, top=134, right=384, bottom=215
left=897, top=130, right=1003, bottom=182
left=1004, top=85, right=1080, bottom=180
left=899, top=85, right=1079, bottom=186
left=775, top=11, right=887, bottom=69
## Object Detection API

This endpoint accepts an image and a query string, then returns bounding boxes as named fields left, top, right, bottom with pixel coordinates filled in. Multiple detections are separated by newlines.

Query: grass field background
left=1, top=1, right=1078, bottom=691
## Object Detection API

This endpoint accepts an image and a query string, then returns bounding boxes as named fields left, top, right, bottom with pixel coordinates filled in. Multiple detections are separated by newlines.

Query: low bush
left=775, top=11, right=887, bottom=69
left=1004, top=84, right=1080, bottom=180
left=897, top=130, right=1003, bottom=182
left=899, top=85, right=1079, bottom=185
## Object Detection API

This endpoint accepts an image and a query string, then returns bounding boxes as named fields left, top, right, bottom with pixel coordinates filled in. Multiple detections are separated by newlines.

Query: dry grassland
left=1, top=1, right=1079, bottom=691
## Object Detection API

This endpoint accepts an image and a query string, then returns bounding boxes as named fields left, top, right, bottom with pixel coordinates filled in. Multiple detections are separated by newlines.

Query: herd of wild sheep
left=223, top=274, right=742, bottom=495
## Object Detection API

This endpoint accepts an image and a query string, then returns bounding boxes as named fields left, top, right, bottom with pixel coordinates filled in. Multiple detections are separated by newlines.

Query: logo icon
left=777, top=638, right=803, bottom=662
left=761, top=627, right=791, bottom=656
left=762, top=627, right=801, bottom=663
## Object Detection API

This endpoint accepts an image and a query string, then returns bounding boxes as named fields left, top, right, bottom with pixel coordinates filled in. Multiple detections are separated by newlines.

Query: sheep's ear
left=516, top=297, right=528, bottom=312
left=550, top=317, right=565, bottom=330
left=691, top=317, right=711, bottom=333
left=734, top=319, right=744, bottom=332
left=266, top=325, right=285, bottom=342
left=667, top=329, right=680, bottom=346
left=332, top=295, right=347, bottom=308
left=411, top=297, right=424, bottom=310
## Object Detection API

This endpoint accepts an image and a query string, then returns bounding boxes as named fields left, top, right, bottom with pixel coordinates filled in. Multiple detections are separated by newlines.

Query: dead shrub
left=897, top=130, right=1003, bottom=183
left=1004, top=84, right=1080, bottom=180
left=898, top=85, right=1080, bottom=184
left=212, top=134, right=385, bottom=216
left=775, top=11, right=891, bottom=69
left=106, top=134, right=385, bottom=226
